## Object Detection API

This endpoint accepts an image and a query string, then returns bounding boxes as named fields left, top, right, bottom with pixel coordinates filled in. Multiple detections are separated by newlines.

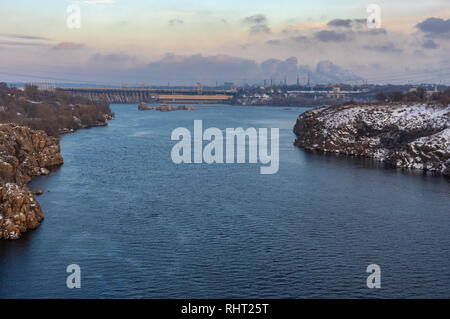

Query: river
left=0, top=104, right=449, bottom=298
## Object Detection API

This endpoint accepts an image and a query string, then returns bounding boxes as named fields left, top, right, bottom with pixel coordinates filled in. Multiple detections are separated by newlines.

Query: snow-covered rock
left=293, top=103, right=449, bottom=178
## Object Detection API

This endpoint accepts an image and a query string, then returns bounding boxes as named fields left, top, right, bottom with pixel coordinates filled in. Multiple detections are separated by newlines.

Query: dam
left=60, top=87, right=237, bottom=104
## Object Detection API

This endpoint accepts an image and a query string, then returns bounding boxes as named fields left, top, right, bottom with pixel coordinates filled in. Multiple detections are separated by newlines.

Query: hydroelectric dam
left=60, top=87, right=237, bottom=104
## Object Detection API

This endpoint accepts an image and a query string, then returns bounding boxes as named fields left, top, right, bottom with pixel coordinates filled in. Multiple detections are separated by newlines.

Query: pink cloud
left=52, top=42, right=86, bottom=50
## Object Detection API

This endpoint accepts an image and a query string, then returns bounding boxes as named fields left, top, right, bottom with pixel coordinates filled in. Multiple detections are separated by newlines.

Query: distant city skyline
left=0, top=0, right=449, bottom=85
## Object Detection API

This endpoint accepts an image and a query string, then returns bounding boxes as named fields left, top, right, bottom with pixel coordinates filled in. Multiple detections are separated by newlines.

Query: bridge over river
left=60, top=87, right=237, bottom=104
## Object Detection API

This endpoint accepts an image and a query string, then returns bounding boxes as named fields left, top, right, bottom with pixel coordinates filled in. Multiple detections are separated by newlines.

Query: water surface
left=0, top=104, right=449, bottom=298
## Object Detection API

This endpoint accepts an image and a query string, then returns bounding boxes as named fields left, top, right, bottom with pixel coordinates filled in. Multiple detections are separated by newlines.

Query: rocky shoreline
left=0, top=125, right=64, bottom=239
left=293, top=103, right=450, bottom=179
left=0, top=114, right=111, bottom=239
left=59, top=113, right=112, bottom=134
left=0, top=83, right=114, bottom=239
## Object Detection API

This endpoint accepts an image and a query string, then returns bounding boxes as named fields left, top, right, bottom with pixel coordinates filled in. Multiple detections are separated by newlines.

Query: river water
left=0, top=104, right=449, bottom=298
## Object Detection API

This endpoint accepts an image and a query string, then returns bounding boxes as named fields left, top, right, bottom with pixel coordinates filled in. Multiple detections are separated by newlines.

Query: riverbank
left=0, top=116, right=113, bottom=239
left=293, top=102, right=449, bottom=179
left=0, top=83, right=113, bottom=239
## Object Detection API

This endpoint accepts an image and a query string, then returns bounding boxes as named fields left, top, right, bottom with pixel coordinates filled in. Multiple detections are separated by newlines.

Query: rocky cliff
left=0, top=124, right=64, bottom=239
left=293, top=103, right=450, bottom=178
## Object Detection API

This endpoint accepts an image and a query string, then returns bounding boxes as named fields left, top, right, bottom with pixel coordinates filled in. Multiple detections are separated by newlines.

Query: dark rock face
left=294, top=103, right=449, bottom=177
left=0, top=124, right=64, bottom=239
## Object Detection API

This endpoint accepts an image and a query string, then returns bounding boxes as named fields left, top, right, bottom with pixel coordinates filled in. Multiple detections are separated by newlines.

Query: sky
left=0, top=0, right=449, bottom=85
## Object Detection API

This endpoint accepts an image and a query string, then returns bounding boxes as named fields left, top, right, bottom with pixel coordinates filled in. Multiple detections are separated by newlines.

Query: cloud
left=422, top=39, right=439, bottom=49
left=89, top=53, right=138, bottom=68
left=353, top=19, right=367, bottom=26
left=259, top=57, right=363, bottom=84
left=327, top=18, right=371, bottom=29
left=145, top=53, right=261, bottom=85
left=242, top=14, right=267, bottom=25
left=314, top=60, right=363, bottom=83
left=133, top=54, right=362, bottom=85
left=168, top=19, right=184, bottom=27
left=315, top=30, right=347, bottom=42
left=0, top=34, right=50, bottom=47
left=52, top=42, right=86, bottom=50
left=266, top=40, right=281, bottom=46
left=242, top=14, right=271, bottom=34
left=327, top=19, right=352, bottom=28
left=261, top=57, right=298, bottom=82
left=4, top=34, right=50, bottom=41
left=72, top=53, right=364, bottom=85
left=361, top=28, right=387, bottom=36
left=291, top=35, right=310, bottom=43
left=416, top=17, right=450, bottom=35
left=249, top=25, right=271, bottom=34
left=279, top=21, right=388, bottom=49
left=313, top=20, right=386, bottom=43
left=0, top=40, right=46, bottom=46
left=315, top=60, right=342, bottom=74
left=363, top=42, right=402, bottom=53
